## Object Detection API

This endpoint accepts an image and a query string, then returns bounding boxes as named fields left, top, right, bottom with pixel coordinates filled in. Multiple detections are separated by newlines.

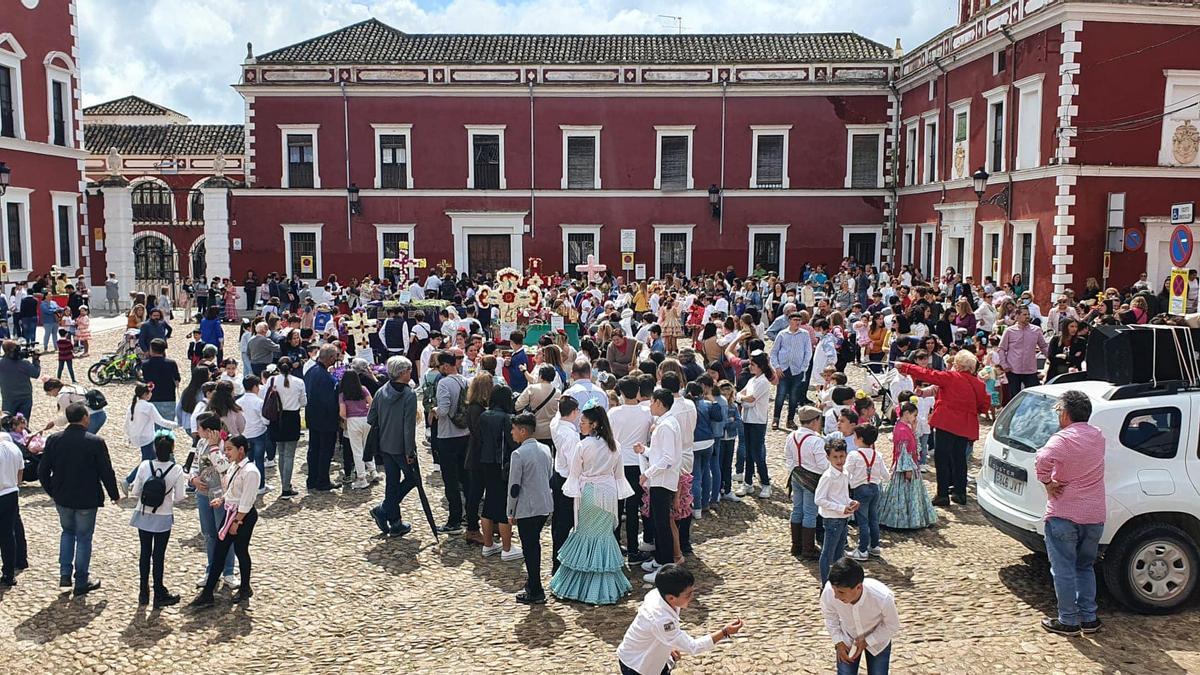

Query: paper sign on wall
left=550, top=314, right=565, bottom=332
left=634, top=264, right=647, bottom=280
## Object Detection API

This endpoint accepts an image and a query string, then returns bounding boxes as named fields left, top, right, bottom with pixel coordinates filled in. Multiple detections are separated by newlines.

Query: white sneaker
left=351, top=478, right=369, bottom=490
left=643, top=569, right=659, bottom=584
left=501, top=546, right=523, bottom=562
left=735, top=482, right=753, bottom=497
left=481, top=543, right=502, bottom=558
left=222, top=574, right=240, bottom=590
left=722, top=492, right=742, bottom=502
left=849, top=550, right=869, bottom=562
left=869, top=546, right=883, bottom=557
left=641, top=560, right=662, bottom=573
left=264, top=460, right=277, bottom=468
left=759, top=485, right=772, bottom=499
left=195, top=574, right=209, bottom=588
left=693, top=509, right=703, bottom=520
left=367, top=470, right=380, bottom=484
left=638, top=541, right=656, bottom=553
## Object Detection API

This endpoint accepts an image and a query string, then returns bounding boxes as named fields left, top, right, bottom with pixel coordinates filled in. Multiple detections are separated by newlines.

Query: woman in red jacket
left=896, top=350, right=992, bottom=507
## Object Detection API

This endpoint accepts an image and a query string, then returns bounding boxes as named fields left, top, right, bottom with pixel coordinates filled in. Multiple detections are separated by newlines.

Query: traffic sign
left=1171, top=202, right=1194, bottom=225
left=621, top=252, right=635, bottom=271
left=1170, top=224, right=1193, bottom=267
left=1124, top=228, right=1143, bottom=252
left=1170, top=268, right=1189, bottom=315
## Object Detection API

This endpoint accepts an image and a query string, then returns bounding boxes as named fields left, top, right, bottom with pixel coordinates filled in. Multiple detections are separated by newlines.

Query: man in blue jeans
left=768, top=312, right=812, bottom=430
left=1035, top=390, right=1106, bottom=636
left=38, top=403, right=119, bottom=595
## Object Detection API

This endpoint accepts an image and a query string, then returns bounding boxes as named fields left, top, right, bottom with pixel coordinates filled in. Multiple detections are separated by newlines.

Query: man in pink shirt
left=1034, top=390, right=1106, bottom=637
left=996, top=306, right=1049, bottom=399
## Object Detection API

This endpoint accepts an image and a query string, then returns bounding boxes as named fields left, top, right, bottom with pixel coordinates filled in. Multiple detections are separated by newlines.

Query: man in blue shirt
left=505, top=331, right=529, bottom=393
left=39, top=295, right=62, bottom=351
left=769, top=312, right=812, bottom=430
left=304, top=344, right=340, bottom=491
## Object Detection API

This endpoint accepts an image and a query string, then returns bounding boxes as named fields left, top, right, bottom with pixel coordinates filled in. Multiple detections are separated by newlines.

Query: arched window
left=134, top=235, right=176, bottom=280
left=191, top=238, right=207, bottom=280
left=189, top=190, right=204, bottom=222
left=131, top=181, right=172, bottom=222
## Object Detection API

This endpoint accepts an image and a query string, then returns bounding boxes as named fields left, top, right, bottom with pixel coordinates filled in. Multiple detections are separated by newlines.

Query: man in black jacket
left=38, top=403, right=118, bottom=595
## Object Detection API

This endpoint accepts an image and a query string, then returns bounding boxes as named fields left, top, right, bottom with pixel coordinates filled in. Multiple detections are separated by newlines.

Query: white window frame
left=653, top=224, right=695, bottom=278
left=842, top=225, right=882, bottom=268
left=993, top=49, right=1007, bottom=76
left=934, top=201, right=977, bottom=278
left=746, top=224, right=789, bottom=278
left=750, top=125, right=791, bottom=189
left=43, top=54, right=75, bottom=147
left=898, top=224, right=917, bottom=266
left=1011, top=219, right=1038, bottom=295
left=980, top=219, right=1006, bottom=282
left=654, top=125, right=695, bottom=191
left=919, top=224, right=936, bottom=280
left=983, top=85, right=1009, bottom=173
left=921, top=112, right=939, bottom=184
left=928, top=79, right=936, bottom=102
left=845, top=124, right=886, bottom=189
left=51, top=190, right=79, bottom=272
left=282, top=223, right=324, bottom=280
left=560, top=125, right=601, bottom=190
left=186, top=176, right=208, bottom=222
left=466, top=124, right=507, bottom=190
left=372, top=124, right=413, bottom=190
left=559, top=224, right=603, bottom=273
left=1014, top=73, right=1044, bottom=170
left=278, top=124, right=321, bottom=188
left=902, top=118, right=918, bottom=186
left=949, top=98, right=971, bottom=181
left=374, top=224, right=415, bottom=277
left=0, top=33, right=27, bottom=140
left=0, top=188, right=31, bottom=274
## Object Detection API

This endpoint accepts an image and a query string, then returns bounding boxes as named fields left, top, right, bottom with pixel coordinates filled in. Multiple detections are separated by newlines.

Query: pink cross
left=574, top=254, right=607, bottom=282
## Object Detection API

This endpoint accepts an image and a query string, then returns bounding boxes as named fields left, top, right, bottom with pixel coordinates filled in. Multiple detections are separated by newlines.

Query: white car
left=978, top=378, right=1200, bottom=614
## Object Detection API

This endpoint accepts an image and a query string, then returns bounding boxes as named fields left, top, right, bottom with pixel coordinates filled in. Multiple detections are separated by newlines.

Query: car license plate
left=988, top=455, right=1028, bottom=496
left=992, top=469, right=1025, bottom=495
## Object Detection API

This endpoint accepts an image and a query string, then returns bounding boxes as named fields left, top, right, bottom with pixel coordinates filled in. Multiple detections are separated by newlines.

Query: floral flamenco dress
left=879, top=420, right=937, bottom=530
left=549, top=435, right=633, bottom=605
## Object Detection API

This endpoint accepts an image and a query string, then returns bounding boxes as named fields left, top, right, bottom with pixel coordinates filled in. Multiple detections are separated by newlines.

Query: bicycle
left=87, top=351, right=141, bottom=386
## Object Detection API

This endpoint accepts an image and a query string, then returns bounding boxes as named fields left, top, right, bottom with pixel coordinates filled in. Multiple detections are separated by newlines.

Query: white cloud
left=78, top=0, right=958, bottom=123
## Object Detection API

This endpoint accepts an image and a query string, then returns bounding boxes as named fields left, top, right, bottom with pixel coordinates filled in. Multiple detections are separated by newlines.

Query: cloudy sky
left=79, top=0, right=959, bottom=123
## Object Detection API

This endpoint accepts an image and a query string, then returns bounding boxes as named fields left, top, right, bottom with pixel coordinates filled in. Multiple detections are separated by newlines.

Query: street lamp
left=0, top=162, right=10, bottom=196
left=348, top=183, right=361, bottom=215
left=708, top=184, right=721, bottom=218
left=972, top=167, right=1011, bottom=216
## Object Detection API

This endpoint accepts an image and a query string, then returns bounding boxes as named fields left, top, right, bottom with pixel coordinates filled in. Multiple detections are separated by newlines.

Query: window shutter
left=380, top=134, right=408, bottom=188
left=660, top=136, right=689, bottom=190
left=755, top=135, right=784, bottom=187
left=0, top=68, right=13, bottom=138
left=851, top=134, right=880, bottom=188
left=566, top=136, right=596, bottom=189
left=472, top=134, right=501, bottom=189
left=6, top=203, right=22, bottom=270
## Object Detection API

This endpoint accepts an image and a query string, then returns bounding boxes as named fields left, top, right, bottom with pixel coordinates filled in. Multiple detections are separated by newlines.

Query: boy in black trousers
left=507, top=413, right=554, bottom=604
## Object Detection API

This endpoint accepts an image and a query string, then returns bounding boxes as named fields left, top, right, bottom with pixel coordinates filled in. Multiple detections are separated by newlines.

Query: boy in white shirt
left=634, top=390, right=682, bottom=582
left=814, top=438, right=859, bottom=586
left=820, top=557, right=900, bottom=675
left=610, top=377, right=653, bottom=563
left=617, top=564, right=744, bottom=675
left=845, top=425, right=890, bottom=562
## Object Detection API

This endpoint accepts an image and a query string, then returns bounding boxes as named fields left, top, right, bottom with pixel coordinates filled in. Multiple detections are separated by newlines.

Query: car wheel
left=1103, top=522, right=1199, bottom=614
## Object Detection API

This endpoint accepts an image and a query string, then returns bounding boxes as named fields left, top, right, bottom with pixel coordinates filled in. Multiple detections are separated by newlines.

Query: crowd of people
left=0, top=256, right=1180, bottom=671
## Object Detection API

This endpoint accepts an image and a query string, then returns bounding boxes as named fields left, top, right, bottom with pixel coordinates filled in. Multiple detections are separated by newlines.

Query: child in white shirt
left=845, top=425, right=890, bottom=562
left=814, top=438, right=859, bottom=586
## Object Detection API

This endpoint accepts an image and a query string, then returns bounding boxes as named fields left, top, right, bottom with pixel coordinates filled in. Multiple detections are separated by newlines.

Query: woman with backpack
left=264, top=357, right=306, bottom=499
left=41, top=378, right=107, bottom=435
left=123, top=383, right=180, bottom=494
left=129, top=433, right=188, bottom=607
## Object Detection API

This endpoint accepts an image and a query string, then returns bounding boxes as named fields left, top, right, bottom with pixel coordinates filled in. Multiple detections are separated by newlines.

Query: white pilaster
left=102, top=185, right=134, bottom=308
left=202, top=187, right=232, bottom=280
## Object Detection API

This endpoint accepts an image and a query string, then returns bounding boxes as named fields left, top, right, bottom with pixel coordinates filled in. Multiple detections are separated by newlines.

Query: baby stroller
left=854, top=361, right=899, bottom=428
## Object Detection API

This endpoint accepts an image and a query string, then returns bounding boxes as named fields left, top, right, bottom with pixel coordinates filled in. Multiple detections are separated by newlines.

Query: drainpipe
left=529, top=80, right=536, bottom=242
left=933, top=58, right=949, bottom=278
left=719, top=80, right=727, bottom=236
left=1000, top=26, right=1018, bottom=281
left=888, top=82, right=902, bottom=270
left=341, top=81, right=351, bottom=241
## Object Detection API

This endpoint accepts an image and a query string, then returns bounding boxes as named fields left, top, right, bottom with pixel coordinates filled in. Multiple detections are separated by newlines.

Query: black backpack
left=84, top=388, right=108, bottom=410
left=140, top=461, right=175, bottom=512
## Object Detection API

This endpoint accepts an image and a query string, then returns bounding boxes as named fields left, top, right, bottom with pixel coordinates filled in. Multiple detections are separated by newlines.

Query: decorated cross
left=343, top=309, right=378, bottom=348
left=436, top=259, right=453, bottom=277
left=575, top=254, right=607, bottom=283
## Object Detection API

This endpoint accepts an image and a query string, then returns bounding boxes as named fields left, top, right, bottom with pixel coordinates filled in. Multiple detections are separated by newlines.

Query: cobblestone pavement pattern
left=1, top=327, right=1198, bottom=674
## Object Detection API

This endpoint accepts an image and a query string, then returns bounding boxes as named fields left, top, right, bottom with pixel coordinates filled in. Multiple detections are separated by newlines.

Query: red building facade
left=0, top=0, right=88, bottom=281
left=228, top=22, right=898, bottom=285
left=895, top=0, right=1200, bottom=303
